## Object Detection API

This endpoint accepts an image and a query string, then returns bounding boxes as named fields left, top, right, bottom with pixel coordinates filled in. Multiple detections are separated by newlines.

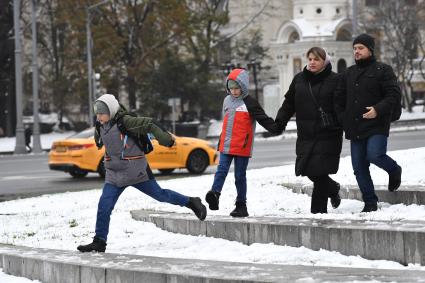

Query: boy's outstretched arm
left=122, top=115, right=175, bottom=147
left=244, top=95, right=282, bottom=135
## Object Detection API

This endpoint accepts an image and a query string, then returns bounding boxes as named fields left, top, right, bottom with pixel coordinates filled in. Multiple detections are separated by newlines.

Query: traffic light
left=93, top=73, right=101, bottom=99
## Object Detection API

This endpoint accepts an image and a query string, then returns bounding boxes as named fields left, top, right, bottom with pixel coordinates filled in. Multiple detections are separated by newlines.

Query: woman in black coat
left=276, top=47, right=343, bottom=214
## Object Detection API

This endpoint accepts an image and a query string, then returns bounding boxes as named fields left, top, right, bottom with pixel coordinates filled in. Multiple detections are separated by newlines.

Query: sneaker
left=186, top=197, right=207, bottom=220
left=205, top=190, right=220, bottom=210
left=77, top=237, right=106, bottom=253
left=361, top=203, right=378, bottom=213
left=230, top=201, right=249, bottom=218
left=388, top=165, right=402, bottom=192
left=330, top=182, right=341, bottom=209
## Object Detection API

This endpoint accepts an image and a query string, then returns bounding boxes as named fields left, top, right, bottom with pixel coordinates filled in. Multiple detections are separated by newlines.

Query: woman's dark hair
left=306, top=47, right=326, bottom=61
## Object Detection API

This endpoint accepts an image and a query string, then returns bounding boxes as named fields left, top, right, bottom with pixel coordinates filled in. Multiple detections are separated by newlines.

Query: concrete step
left=131, top=210, right=425, bottom=266
left=2, top=244, right=425, bottom=283
left=283, top=183, right=425, bottom=205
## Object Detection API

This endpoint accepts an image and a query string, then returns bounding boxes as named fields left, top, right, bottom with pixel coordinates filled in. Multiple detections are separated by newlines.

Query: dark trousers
left=211, top=153, right=250, bottom=202
left=95, top=180, right=189, bottom=241
left=307, top=175, right=339, bottom=213
left=350, top=134, right=398, bottom=205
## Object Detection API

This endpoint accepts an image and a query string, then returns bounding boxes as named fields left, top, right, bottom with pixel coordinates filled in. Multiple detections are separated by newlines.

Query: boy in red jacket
left=205, top=68, right=281, bottom=217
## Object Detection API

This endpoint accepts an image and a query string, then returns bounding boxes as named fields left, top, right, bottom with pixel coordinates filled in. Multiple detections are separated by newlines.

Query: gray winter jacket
left=94, top=94, right=174, bottom=187
left=100, top=122, right=150, bottom=187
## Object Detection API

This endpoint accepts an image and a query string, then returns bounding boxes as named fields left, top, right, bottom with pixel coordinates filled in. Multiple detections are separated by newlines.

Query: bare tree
left=35, top=0, right=73, bottom=128
left=365, top=0, right=424, bottom=111
left=180, top=0, right=229, bottom=119
left=416, top=2, right=425, bottom=81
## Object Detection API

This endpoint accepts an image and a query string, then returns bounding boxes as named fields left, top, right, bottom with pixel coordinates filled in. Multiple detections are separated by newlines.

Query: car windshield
left=68, top=128, right=94, bottom=139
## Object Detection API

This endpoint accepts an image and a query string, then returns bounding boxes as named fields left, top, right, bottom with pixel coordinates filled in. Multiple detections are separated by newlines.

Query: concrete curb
left=282, top=183, right=425, bottom=205
left=131, top=210, right=425, bottom=266
left=205, top=118, right=425, bottom=140
left=2, top=244, right=425, bottom=283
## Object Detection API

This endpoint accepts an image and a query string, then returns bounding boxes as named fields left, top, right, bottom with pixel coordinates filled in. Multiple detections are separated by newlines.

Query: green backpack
left=113, top=114, right=154, bottom=154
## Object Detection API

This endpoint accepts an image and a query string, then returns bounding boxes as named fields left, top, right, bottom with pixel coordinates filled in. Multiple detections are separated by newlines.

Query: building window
left=336, top=8, right=340, bottom=14
left=316, top=8, right=322, bottom=14
left=365, top=0, right=379, bottom=6
left=336, top=28, right=352, bottom=41
left=337, top=59, right=347, bottom=73
left=300, top=8, right=303, bottom=14
left=293, top=58, right=302, bottom=75
left=288, top=31, right=300, bottom=43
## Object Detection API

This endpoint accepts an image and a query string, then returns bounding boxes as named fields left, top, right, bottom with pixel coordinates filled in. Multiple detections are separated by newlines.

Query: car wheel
left=69, top=169, right=88, bottom=178
left=186, top=149, right=209, bottom=174
left=158, top=169, right=175, bottom=175
left=98, top=159, right=105, bottom=178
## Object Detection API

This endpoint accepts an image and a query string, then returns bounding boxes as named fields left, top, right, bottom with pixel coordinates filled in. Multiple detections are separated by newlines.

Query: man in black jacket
left=335, top=33, right=402, bottom=212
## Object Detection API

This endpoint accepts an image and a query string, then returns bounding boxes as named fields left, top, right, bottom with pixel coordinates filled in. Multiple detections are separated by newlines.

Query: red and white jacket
left=218, top=69, right=281, bottom=157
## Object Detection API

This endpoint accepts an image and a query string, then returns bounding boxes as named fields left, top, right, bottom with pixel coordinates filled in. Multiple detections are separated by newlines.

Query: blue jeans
left=95, top=180, right=189, bottom=241
left=211, top=153, right=250, bottom=202
left=350, top=135, right=399, bottom=205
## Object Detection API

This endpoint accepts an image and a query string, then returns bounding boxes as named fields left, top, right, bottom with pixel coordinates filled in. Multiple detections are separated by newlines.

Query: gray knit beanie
left=227, top=79, right=240, bottom=89
left=94, top=100, right=110, bottom=115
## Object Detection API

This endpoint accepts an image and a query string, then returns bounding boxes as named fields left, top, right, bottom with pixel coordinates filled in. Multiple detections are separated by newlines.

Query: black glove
left=166, top=137, right=175, bottom=147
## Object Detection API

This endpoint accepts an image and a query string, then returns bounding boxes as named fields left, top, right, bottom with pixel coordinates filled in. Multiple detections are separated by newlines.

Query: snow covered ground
left=0, top=131, right=74, bottom=153
left=0, top=147, right=425, bottom=277
left=1, top=106, right=424, bottom=282
left=0, top=269, right=40, bottom=282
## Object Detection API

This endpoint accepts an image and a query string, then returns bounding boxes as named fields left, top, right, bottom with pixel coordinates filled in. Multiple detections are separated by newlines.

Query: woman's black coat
left=276, top=64, right=343, bottom=177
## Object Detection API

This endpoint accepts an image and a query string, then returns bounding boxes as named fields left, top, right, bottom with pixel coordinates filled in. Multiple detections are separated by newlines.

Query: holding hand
left=363, top=106, right=377, bottom=119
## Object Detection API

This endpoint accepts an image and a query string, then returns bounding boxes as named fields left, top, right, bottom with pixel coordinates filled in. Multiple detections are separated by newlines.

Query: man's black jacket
left=334, top=58, right=401, bottom=140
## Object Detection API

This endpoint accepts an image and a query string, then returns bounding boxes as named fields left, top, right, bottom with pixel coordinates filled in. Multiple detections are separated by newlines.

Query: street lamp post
left=168, top=98, right=181, bottom=134
left=13, top=0, right=26, bottom=154
left=247, top=59, right=261, bottom=101
left=93, top=72, right=101, bottom=98
left=86, top=0, right=109, bottom=127
left=352, top=0, right=358, bottom=38
left=31, top=0, right=42, bottom=153
left=86, top=11, right=94, bottom=127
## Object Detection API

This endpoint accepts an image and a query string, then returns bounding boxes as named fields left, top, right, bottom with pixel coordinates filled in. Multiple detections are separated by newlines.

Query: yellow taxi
left=48, top=128, right=218, bottom=178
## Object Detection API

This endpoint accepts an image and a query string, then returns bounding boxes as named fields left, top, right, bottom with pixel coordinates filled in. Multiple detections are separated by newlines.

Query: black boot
left=230, top=201, right=249, bottom=217
left=205, top=190, right=220, bottom=210
left=330, top=182, right=341, bottom=209
left=186, top=197, right=207, bottom=220
left=310, top=183, right=328, bottom=214
left=77, top=236, right=106, bottom=253
left=388, top=165, right=402, bottom=192
left=361, top=203, right=378, bottom=213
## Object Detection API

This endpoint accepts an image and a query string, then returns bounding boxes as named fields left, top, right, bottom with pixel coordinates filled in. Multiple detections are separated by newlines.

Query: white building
left=223, top=0, right=355, bottom=116
left=270, top=0, right=354, bottom=106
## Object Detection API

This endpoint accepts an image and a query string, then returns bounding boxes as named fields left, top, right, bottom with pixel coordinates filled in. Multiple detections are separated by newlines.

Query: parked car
left=23, top=112, right=73, bottom=133
left=48, top=127, right=218, bottom=178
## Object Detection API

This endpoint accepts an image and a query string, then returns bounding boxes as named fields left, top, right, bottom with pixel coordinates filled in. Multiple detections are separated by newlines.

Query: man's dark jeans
left=95, top=180, right=189, bottom=241
left=211, top=153, right=250, bottom=202
left=350, top=134, right=399, bottom=205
